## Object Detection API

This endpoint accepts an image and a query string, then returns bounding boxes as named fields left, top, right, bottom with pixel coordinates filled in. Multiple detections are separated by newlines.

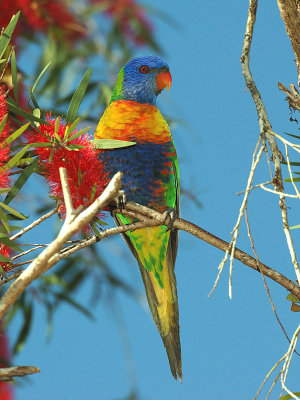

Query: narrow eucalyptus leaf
left=92, top=139, right=136, bottom=149
left=0, top=201, right=27, bottom=220
left=11, top=49, right=18, bottom=103
left=1, top=145, right=30, bottom=173
left=5, top=122, right=30, bottom=146
left=4, top=159, right=38, bottom=204
left=32, top=61, right=51, bottom=93
left=66, top=67, right=92, bottom=124
left=0, top=12, right=20, bottom=60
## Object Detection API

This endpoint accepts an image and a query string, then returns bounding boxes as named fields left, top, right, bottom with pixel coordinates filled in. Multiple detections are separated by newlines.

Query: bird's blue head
left=110, top=55, right=172, bottom=105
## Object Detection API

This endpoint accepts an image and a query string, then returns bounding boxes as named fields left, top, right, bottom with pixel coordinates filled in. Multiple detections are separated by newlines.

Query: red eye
left=139, top=65, right=149, bottom=74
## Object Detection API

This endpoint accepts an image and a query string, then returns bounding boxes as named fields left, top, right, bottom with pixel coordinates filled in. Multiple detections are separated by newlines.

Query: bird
left=94, top=55, right=181, bottom=380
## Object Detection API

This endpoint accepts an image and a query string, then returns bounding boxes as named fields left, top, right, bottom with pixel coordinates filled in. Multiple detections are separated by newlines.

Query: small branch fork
left=0, top=168, right=123, bottom=320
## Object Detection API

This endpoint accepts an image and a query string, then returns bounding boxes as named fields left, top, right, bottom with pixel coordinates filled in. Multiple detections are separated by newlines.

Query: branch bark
left=0, top=366, right=40, bottom=381
left=241, top=0, right=300, bottom=285
left=277, top=0, right=300, bottom=87
left=0, top=169, right=123, bottom=320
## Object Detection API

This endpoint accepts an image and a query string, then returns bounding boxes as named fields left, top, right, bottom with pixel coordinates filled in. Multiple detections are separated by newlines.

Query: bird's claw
left=163, top=208, right=177, bottom=231
left=115, top=190, right=127, bottom=212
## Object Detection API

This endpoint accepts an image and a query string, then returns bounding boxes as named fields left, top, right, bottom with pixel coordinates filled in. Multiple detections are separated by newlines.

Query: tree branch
left=241, top=0, right=300, bottom=285
left=0, top=169, right=123, bottom=320
left=277, top=0, right=300, bottom=88
left=0, top=365, right=40, bottom=381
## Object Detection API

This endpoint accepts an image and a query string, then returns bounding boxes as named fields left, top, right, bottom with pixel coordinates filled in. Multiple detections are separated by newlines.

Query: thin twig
left=236, top=180, right=273, bottom=195
left=0, top=170, right=123, bottom=320
left=254, top=354, right=286, bottom=400
left=10, top=208, right=57, bottom=242
left=245, top=208, right=297, bottom=355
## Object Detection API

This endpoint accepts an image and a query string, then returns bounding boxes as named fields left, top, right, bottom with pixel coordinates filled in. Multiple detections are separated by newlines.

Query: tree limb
left=241, top=0, right=300, bottom=285
left=0, top=365, right=40, bottom=381
left=0, top=169, right=123, bottom=320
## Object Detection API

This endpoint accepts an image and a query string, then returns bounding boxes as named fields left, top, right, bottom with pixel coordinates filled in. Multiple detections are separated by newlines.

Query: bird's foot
left=112, top=190, right=127, bottom=215
left=163, top=208, right=177, bottom=231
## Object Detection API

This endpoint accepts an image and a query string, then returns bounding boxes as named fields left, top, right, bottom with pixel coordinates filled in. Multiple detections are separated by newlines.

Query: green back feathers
left=110, top=67, right=124, bottom=104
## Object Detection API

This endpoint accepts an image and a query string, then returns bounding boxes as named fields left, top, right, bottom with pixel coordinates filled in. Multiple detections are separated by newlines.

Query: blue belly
left=98, top=142, right=173, bottom=209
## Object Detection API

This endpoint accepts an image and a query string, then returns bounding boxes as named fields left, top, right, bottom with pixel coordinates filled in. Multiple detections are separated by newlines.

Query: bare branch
left=0, top=365, right=40, bottom=381
left=241, top=0, right=300, bottom=285
left=277, top=0, right=300, bottom=87
left=10, top=208, right=57, bottom=242
left=0, top=170, right=123, bottom=320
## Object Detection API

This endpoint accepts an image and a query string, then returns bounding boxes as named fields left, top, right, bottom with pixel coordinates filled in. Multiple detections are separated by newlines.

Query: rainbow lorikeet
left=94, top=56, right=181, bottom=380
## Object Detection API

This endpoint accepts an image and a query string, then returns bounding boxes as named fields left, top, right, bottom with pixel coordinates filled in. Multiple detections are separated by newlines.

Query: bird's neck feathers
left=109, top=67, right=157, bottom=105
left=110, top=67, right=125, bottom=104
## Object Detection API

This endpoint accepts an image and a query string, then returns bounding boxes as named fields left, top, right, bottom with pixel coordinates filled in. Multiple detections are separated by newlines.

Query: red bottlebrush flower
left=0, top=321, right=13, bottom=400
left=0, top=88, right=11, bottom=190
left=0, top=244, right=12, bottom=273
left=0, top=0, right=86, bottom=43
left=92, top=0, right=153, bottom=45
left=26, top=116, right=108, bottom=232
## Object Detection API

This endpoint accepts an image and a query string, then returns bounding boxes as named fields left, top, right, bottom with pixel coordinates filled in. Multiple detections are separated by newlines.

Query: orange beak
left=156, top=70, right=172, bottom=91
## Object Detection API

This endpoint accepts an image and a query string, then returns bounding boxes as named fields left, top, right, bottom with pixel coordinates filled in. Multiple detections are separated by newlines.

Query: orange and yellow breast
left=94, top=100, right=172, bottom=144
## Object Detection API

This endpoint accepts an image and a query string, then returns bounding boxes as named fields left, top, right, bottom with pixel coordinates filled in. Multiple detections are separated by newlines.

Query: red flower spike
left=0, top=244, right=12, bottom=272
left=27, top=116, right=108, bottom=233
left=0, top=0, right=86, bottom=43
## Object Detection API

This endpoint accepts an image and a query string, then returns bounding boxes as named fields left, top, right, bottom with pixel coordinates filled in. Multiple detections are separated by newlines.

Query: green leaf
left=0, top=206, right=10, bottom=233
left=54, top=133, right=61, bottom=142
left=286, top=293, right=299, bottom=303
left=0, top=201, right=26, bottom=220
left=0, top=115, right=8, bottom=136
left=51, top=291, right=94, bottom=320
left=280, top=392, right=300, bottom=400
left=0, top=235, right=22, bottom=252
left=11, top=49, right=18, bottom=103
left=28, top=88, right=40, bottom=111
left=91, top=223, right=103, bottom=238
left=32, top=61, right=51, bottom=93
left=0, top=144, right=30, bottom=173
left=67, top=126, right=90, bottom=142
left=90, top=182, right=97, bottom=202
left=0, top=265, right=9, bottom=280
left=64, top=117, right=80, bottom=140
left=285, top=177, right=300, bottom=182
left=4, top=159, right=38, bottom=205
left=5, top=122, right=30, bottom=146
left=65, top=144, right=85, bottom=151
left=284, top=131, right=300, bottom=140
left=29, top=142, right=51, bottom=148
left=0, top=12, right=20, bottom=60
left=32, top=108, right=41, bottom=128
left=7, top=101, right=47, bottom=125
left=291, top=224, right=300, bottom=229
left=0, top=252, right=10, bottom=263
left=66, top=67, right=92, bottom=124
left=92, top=138, right=136, bottom=149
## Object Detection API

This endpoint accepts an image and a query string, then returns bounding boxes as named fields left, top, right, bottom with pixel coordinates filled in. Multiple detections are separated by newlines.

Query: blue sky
left=9, top=1, right=300, bottom=399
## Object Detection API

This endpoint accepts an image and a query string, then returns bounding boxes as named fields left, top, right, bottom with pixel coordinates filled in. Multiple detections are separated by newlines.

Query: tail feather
left=114, top=215, right=182, bottom=380
left=137, top=238, right=182, bottom=381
